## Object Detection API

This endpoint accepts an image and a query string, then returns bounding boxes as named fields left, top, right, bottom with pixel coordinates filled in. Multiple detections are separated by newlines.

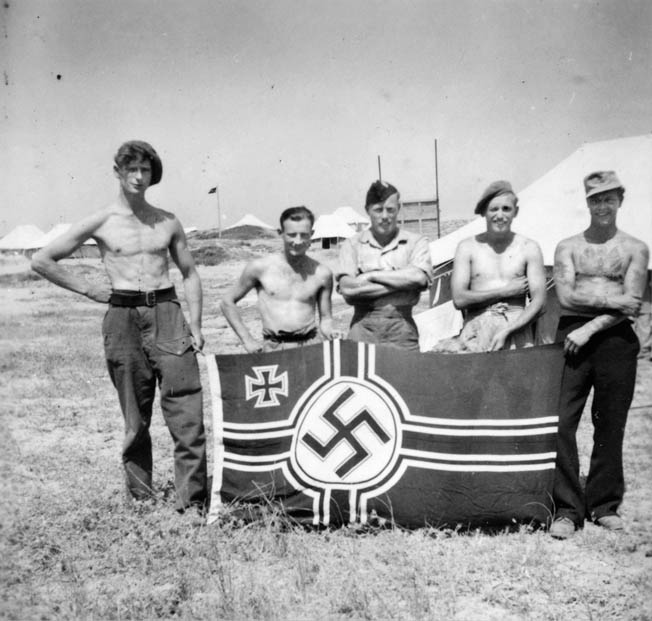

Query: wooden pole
left=434, top=139, right=441, bottom=239
left=216, top=184, right=222, bottom=238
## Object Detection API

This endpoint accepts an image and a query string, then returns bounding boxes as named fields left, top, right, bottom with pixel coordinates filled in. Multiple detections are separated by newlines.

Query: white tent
left=419, top=134, right=652, bottom=350
left=311, top=214, right=355, bottom=240
left=332, top=206, right=369, bottom=229
left=37, top=223, right=98, bottom=247
left=224, top=214, right=275, bottom=231
left=0, top=225, right=44, bottom=251
left=430, top=134, right=652, bottom=269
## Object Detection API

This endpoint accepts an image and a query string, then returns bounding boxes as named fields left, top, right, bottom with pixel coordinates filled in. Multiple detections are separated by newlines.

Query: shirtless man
left=221, top=206, right=337, bottom=352
left=548, top=171, right=649, bottom=539
left=337, top=180, right=432, bottom=351
left=31, top=140, right=207, bottom=513
left=432, top=180, right=546, bottom=352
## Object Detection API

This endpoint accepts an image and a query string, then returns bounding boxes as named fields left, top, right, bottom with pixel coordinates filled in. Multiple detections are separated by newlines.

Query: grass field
left=1, top=247, right=651, bottom=620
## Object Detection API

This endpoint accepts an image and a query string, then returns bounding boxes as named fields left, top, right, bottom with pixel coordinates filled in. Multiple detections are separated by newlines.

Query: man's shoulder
left=398, top=228, right=427, bottom=244
left=312, top=257, right=333, bottom=277
left=71, top=204, right=122, bottom=236
left=555, top=232, right=585, bottom=251
left=513, top=233, right=543, bottom=252
left=245, top=254, right=274, bottom=272
left=615, top=229, right=649, bottom=252
left=146, top=204, right=180, bottom=229
left=348, top=229, right=370, bottom=244
left=456, top=234, right=481, bottom=252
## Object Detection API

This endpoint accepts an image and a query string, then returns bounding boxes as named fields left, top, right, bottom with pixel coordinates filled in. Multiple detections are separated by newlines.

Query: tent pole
left=434, top=139, right=441, bottom=239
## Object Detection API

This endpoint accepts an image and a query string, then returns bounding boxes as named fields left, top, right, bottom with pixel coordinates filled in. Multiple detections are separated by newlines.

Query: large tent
left=0, top=225, right=45, bottom=252
left=33, top=223, right=100, bottom=258
left=417, top=134, right=652, bottom=349
left=37, top=223, right=94, bottom=247
left=332, top=206, right=369, bottom=231
left=430, top=134, right=652, bottom=268
left=311, top=213, right=355, bottom=249
left=223, top=214, right=275, bottom=231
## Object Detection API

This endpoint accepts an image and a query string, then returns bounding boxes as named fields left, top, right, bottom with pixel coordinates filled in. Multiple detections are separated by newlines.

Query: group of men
left=32, top=141, right=649, bottom=537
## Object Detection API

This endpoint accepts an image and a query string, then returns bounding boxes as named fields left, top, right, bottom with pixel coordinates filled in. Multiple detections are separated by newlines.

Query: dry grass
left=1, top=251, right=651, bottom=620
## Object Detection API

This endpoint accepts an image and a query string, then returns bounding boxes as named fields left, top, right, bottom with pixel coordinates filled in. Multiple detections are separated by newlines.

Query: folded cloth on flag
left=205, top=340, right=564, bottom=529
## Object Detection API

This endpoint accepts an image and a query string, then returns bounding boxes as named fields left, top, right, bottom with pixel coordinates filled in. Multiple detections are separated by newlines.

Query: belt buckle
left=145, top=291, right=156, bottom=307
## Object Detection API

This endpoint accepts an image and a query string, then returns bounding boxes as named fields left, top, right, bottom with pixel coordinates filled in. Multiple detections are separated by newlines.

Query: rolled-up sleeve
left=410, top=236, right=433, bottom=285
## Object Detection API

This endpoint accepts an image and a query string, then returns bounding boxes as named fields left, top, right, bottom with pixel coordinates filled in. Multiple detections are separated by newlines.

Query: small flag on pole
left=208, top=187, right=217, bottom=194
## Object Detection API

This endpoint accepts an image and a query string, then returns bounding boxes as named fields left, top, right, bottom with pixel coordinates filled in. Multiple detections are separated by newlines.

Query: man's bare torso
left=94, top=205, right=177, bottom=291
left=468, top=233, right=529, bottom=302
left=562, top=231, right=635, bottom=316
left=255, top=254, right=325, bottom=333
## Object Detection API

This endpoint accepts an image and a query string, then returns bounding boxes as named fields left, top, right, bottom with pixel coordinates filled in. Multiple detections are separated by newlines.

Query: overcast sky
left=2, top=0, right=651, bottom=234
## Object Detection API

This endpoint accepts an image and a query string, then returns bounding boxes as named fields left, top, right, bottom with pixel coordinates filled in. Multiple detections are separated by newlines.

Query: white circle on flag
left=291, top=377, right=401, bottom=488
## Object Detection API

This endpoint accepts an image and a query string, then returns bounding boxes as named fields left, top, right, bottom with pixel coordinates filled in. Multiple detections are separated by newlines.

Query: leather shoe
left=595, top=515, right=624, bottom=531
left=549, top=517, right=576, bottom=539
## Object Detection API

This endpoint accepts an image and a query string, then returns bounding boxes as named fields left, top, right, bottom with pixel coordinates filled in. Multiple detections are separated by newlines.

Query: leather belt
left=109, top=287, right=177, bottom=307
left=263, top=328, right=318, bottom=342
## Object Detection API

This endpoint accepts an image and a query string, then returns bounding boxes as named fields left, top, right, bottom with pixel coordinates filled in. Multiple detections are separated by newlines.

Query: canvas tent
left=34, top=223, right=100, bottom=258
left=223, top=214, right=275, bottom=231
left=0, top=225, right=45, bottom=253
left=417, top=134, right=652, bottom=349
left=429, top=134, right=652, bottom=269
left=332, top=206, right=369, bottom=231
left=311, top=213, right=355, bottom=249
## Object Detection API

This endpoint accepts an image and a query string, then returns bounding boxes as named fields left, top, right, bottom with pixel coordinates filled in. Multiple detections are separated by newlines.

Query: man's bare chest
left=471, top=248, right=526, bottom=279
left=259, top=266, right=319, bottom=300
left=574, top=244, right=628, bottom=281
left=99, top=222, right=172, bottom=257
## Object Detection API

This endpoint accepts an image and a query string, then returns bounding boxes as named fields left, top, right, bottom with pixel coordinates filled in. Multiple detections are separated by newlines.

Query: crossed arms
left=451, top=239, right=547, bottom=351
left=553, top=238, right=649, bottom=354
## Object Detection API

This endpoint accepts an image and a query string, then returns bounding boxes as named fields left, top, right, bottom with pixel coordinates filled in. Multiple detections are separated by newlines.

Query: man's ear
left=113, top=165, right=120, bottom=179
left=277, top=228, right=283, bottom=236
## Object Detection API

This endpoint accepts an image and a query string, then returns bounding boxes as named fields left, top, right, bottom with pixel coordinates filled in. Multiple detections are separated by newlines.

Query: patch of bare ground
left=1, top=249, right=650, bottom=620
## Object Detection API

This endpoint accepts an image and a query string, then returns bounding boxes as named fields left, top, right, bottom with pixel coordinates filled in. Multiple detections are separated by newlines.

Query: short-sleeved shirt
left=336, top=228, right=432, bottom=308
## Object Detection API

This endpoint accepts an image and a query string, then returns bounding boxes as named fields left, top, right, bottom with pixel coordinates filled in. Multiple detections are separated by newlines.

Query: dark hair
left=113, top=140, right=163, bottom=185
left=279, top=206, right=315, bottom=229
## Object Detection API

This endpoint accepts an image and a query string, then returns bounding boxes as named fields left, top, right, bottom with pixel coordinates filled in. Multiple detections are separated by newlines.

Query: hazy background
left=2, top=0, right=651, bottom=234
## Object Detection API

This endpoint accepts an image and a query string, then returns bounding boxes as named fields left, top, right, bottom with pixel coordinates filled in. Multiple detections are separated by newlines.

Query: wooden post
left=208, top=185, right=222, bottom=237
left=434, top=139, right=441, bottom=239
left=216, top=184, right=222, bottom=238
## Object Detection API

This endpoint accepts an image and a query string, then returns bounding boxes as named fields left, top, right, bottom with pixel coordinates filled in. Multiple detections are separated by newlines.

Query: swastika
left=245, top=365, right=288, bottom=408
left=301, top=387, right=390, bottom=477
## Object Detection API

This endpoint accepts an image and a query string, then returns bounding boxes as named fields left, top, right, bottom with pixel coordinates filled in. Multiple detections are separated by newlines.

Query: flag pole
left=377, top=155, right=382, bottom=181
left=208, top=185, right=222, bottom=237
left=434, top=139, right=441, bottom=239
left=216, top=184, right=222, bottom=238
